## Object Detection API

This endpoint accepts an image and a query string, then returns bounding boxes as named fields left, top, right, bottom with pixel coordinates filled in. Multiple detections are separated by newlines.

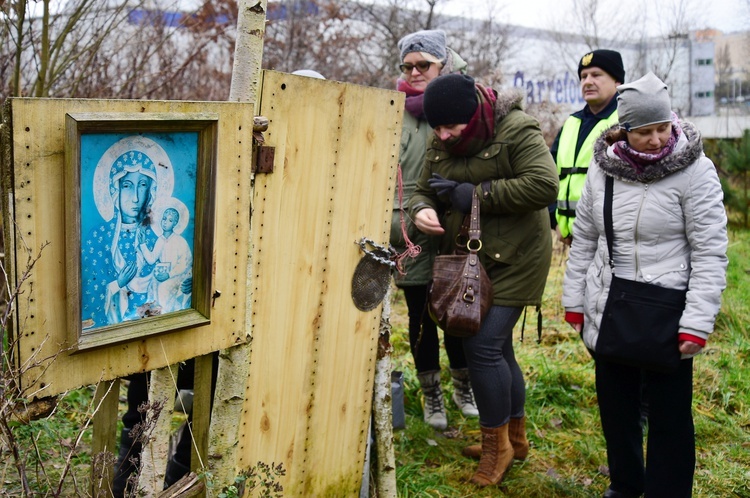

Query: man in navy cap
left=551, top=49, right=625, bottom=245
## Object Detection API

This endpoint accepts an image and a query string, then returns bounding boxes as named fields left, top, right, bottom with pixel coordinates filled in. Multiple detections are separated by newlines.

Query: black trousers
left=402, top=284, right=467, bottom=372
left=595, top=357, right=695, bottom=497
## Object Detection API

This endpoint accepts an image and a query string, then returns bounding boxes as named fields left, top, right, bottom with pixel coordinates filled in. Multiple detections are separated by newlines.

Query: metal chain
left=356, top=238, right=397, bottom=269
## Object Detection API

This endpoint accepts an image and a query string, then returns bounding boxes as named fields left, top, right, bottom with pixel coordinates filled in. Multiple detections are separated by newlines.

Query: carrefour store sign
left=513, top=70, right=586, bottom=108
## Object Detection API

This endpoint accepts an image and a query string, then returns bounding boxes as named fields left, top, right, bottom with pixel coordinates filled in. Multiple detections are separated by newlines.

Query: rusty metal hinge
left=252, top=115, right=273, bottom=174
left=254, top=145, right=275, bottom=173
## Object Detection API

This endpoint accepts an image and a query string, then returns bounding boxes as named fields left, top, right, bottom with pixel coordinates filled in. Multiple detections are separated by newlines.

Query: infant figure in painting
left=138, top=205, right=193, bottom=314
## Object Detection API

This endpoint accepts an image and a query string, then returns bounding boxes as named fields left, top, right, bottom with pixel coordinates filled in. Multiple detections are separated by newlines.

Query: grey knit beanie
left=398, top=30, right=447, bottom=63
left=617, top=72, right=672, bottom=131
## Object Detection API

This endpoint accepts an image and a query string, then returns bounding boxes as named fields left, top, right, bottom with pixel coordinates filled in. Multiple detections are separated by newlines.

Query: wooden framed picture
left=64, top=113, right=218, bottom=350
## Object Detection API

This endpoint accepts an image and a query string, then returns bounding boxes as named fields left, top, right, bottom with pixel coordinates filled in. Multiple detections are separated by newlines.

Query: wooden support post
left=190, top=353, right=215, bottom=496
left=140, top=366, right=179, bottom=495
left=91, top=378, right=121, bottom=498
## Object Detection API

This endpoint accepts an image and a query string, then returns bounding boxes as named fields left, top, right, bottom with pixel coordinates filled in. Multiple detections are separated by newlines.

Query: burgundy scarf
left=442, top=83, right=497, bottom=157
left=612, top=113, right=682, bottom=173
left=397, top=78, right=426, bottom=119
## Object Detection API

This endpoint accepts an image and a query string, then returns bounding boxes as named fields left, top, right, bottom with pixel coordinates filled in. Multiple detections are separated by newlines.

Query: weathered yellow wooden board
left=5, top=99, right=255, bottom=395
left=236, top=71, right=403, bottom=496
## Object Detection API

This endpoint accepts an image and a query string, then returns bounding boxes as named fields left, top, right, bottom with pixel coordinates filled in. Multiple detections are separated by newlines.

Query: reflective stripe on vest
left=555, top=111, right=619, bottom=238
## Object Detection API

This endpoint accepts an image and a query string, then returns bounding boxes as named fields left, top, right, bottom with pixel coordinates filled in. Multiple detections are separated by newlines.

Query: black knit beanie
left=577, top=49, right=625, bottom=83
left=423, top=74, right=478, bottom=129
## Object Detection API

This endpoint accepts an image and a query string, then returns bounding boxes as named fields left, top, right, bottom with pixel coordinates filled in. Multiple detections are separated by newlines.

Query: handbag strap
left=456, top=189, right=482, bottom=253
left=467, top=189, right=481, bottom=249
left=603, top=175, right=615, bottom=271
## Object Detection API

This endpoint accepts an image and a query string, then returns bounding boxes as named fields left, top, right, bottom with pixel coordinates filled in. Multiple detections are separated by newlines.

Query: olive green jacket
left=390, top=111, right=440, bottom=286
left=409, top=91, right=558, bottom=307
left=390, top=48, right=468, bottom=287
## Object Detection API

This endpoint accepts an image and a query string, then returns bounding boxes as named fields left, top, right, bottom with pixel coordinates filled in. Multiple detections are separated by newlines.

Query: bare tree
left=262, top=0, right=383, bottom=85
left=444, top=3, right=513, bottom=88
left=2, top=0, right=240, bottom=102
left=353, top=0, right=450, bottom=88
left=548, top=0, right=641, bottom=59
left=2, top=0, right=137, bottom=99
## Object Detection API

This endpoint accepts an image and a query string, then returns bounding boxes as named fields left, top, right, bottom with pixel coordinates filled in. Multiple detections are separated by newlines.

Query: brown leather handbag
left=428, top=190, right=492, bottom=337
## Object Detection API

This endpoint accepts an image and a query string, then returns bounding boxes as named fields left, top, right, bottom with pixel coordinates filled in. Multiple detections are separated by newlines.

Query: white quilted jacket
left=562, top=121, right=728, bottom=352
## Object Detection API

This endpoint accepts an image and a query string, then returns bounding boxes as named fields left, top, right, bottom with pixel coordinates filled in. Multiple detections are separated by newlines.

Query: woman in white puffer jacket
left=562, top=72, right=728, bottom=498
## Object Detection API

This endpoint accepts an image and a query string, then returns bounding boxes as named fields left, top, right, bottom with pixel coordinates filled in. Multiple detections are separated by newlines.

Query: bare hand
left=414, top=208, right=445, bottom=235
left=117, top=261, right=137, bottom=288
left=555, top=226, right=572, bottom=246
left=678, top=341, right=702, bottom=355
left=570, top=322, right=582, bottom=333
left=181, top=277, right=193, bottom=294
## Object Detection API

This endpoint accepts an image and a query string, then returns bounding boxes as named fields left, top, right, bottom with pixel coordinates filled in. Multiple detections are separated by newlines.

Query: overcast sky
left=440, top=0, right=750, bottom=35
left=41, top=0, right=750, bottom=34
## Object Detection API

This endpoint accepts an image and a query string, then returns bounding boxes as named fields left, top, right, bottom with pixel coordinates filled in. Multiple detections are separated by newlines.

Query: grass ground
left=2, top=231, right=748, bottom=497
left=390, top=230, right=750, bottom=498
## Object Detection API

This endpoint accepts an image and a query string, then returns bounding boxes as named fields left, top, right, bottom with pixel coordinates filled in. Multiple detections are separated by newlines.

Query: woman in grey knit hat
left=390, top=29, right=478, bottom=430
left=562, top=72, right=728, bottom=498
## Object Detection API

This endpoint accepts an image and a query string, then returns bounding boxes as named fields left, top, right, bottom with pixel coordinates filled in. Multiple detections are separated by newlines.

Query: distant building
left=498, top=25, right=716, bottom=118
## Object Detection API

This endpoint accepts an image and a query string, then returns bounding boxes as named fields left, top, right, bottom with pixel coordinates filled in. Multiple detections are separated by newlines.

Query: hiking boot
left=417, top=370, right=447, bottom=430
left=450, top=368, right=479, bottom=417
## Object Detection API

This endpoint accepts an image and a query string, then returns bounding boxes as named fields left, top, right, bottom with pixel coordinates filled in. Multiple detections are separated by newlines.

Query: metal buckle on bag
left=455, top=233, right=469, bottom=248
left=466, top=239, right=482, bottom=252
left=463, top=285, right=476, bottom=303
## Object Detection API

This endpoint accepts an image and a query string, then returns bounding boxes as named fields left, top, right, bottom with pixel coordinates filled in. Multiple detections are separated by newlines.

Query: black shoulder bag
left=595, top=176, right=687, bottom=373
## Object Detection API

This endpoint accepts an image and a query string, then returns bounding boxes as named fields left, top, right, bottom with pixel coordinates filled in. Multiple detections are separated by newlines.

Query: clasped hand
left=428, top=173, right=475, bottom=213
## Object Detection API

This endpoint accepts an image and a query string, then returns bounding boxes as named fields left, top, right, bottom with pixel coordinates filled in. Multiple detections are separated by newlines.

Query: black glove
left=428, top=173, right=474, bottom=213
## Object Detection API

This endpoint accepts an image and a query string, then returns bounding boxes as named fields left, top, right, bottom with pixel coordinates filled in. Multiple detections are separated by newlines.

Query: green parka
left=409, top=90, right=558, bottom=307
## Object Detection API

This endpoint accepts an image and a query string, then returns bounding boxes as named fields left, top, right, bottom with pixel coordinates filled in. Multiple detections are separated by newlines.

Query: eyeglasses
left=399, top=61, right=435, bottom=74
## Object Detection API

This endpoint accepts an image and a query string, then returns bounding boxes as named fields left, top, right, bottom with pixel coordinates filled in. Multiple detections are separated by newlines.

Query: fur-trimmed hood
left=593, top=120, right=704, bottom=183
left=493, top=88, right=525, bottom=125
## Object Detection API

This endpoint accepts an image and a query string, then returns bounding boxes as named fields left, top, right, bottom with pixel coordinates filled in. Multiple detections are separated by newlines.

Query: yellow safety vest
left=555, top=111, right=619, bottom=238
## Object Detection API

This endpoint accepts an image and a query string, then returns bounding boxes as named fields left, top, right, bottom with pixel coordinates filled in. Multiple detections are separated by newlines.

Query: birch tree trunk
left=206, top=0, right=267, bottom=492
left=372, top=286, right=397, bottom=497
left=228, top=0, right=268, bottom=104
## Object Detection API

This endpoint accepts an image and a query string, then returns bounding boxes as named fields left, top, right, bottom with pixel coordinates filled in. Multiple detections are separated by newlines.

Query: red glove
left=678, top=333, right=706, bottom=347
left=565, top=312, right=584, bottom=326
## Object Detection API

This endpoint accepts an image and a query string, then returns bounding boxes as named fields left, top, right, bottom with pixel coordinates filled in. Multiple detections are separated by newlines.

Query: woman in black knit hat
left=409, top=73, right=559, bottom=487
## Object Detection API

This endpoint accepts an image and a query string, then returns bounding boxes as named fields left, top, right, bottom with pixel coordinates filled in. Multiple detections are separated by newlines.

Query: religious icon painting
left=65, top=113, right=218, bottom=349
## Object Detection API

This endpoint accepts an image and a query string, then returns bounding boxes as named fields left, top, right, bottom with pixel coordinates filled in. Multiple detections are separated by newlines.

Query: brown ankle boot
left=469, top=423, right=514, bottom=487
left=462, top=416, right=529, bottom=461
left=461, top=442, right=482, bottom=460
left=508, top=416, right=529, bottom=460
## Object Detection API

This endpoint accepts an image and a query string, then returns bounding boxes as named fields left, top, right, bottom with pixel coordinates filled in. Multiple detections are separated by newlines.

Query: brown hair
left=604, top=127, right=627, bottom=145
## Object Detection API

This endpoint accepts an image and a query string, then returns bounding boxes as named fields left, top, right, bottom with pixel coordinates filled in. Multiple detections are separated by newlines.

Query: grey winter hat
left=617, top=72, right=672, bottom=131
left=398, top=30, right=447, bottom=63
